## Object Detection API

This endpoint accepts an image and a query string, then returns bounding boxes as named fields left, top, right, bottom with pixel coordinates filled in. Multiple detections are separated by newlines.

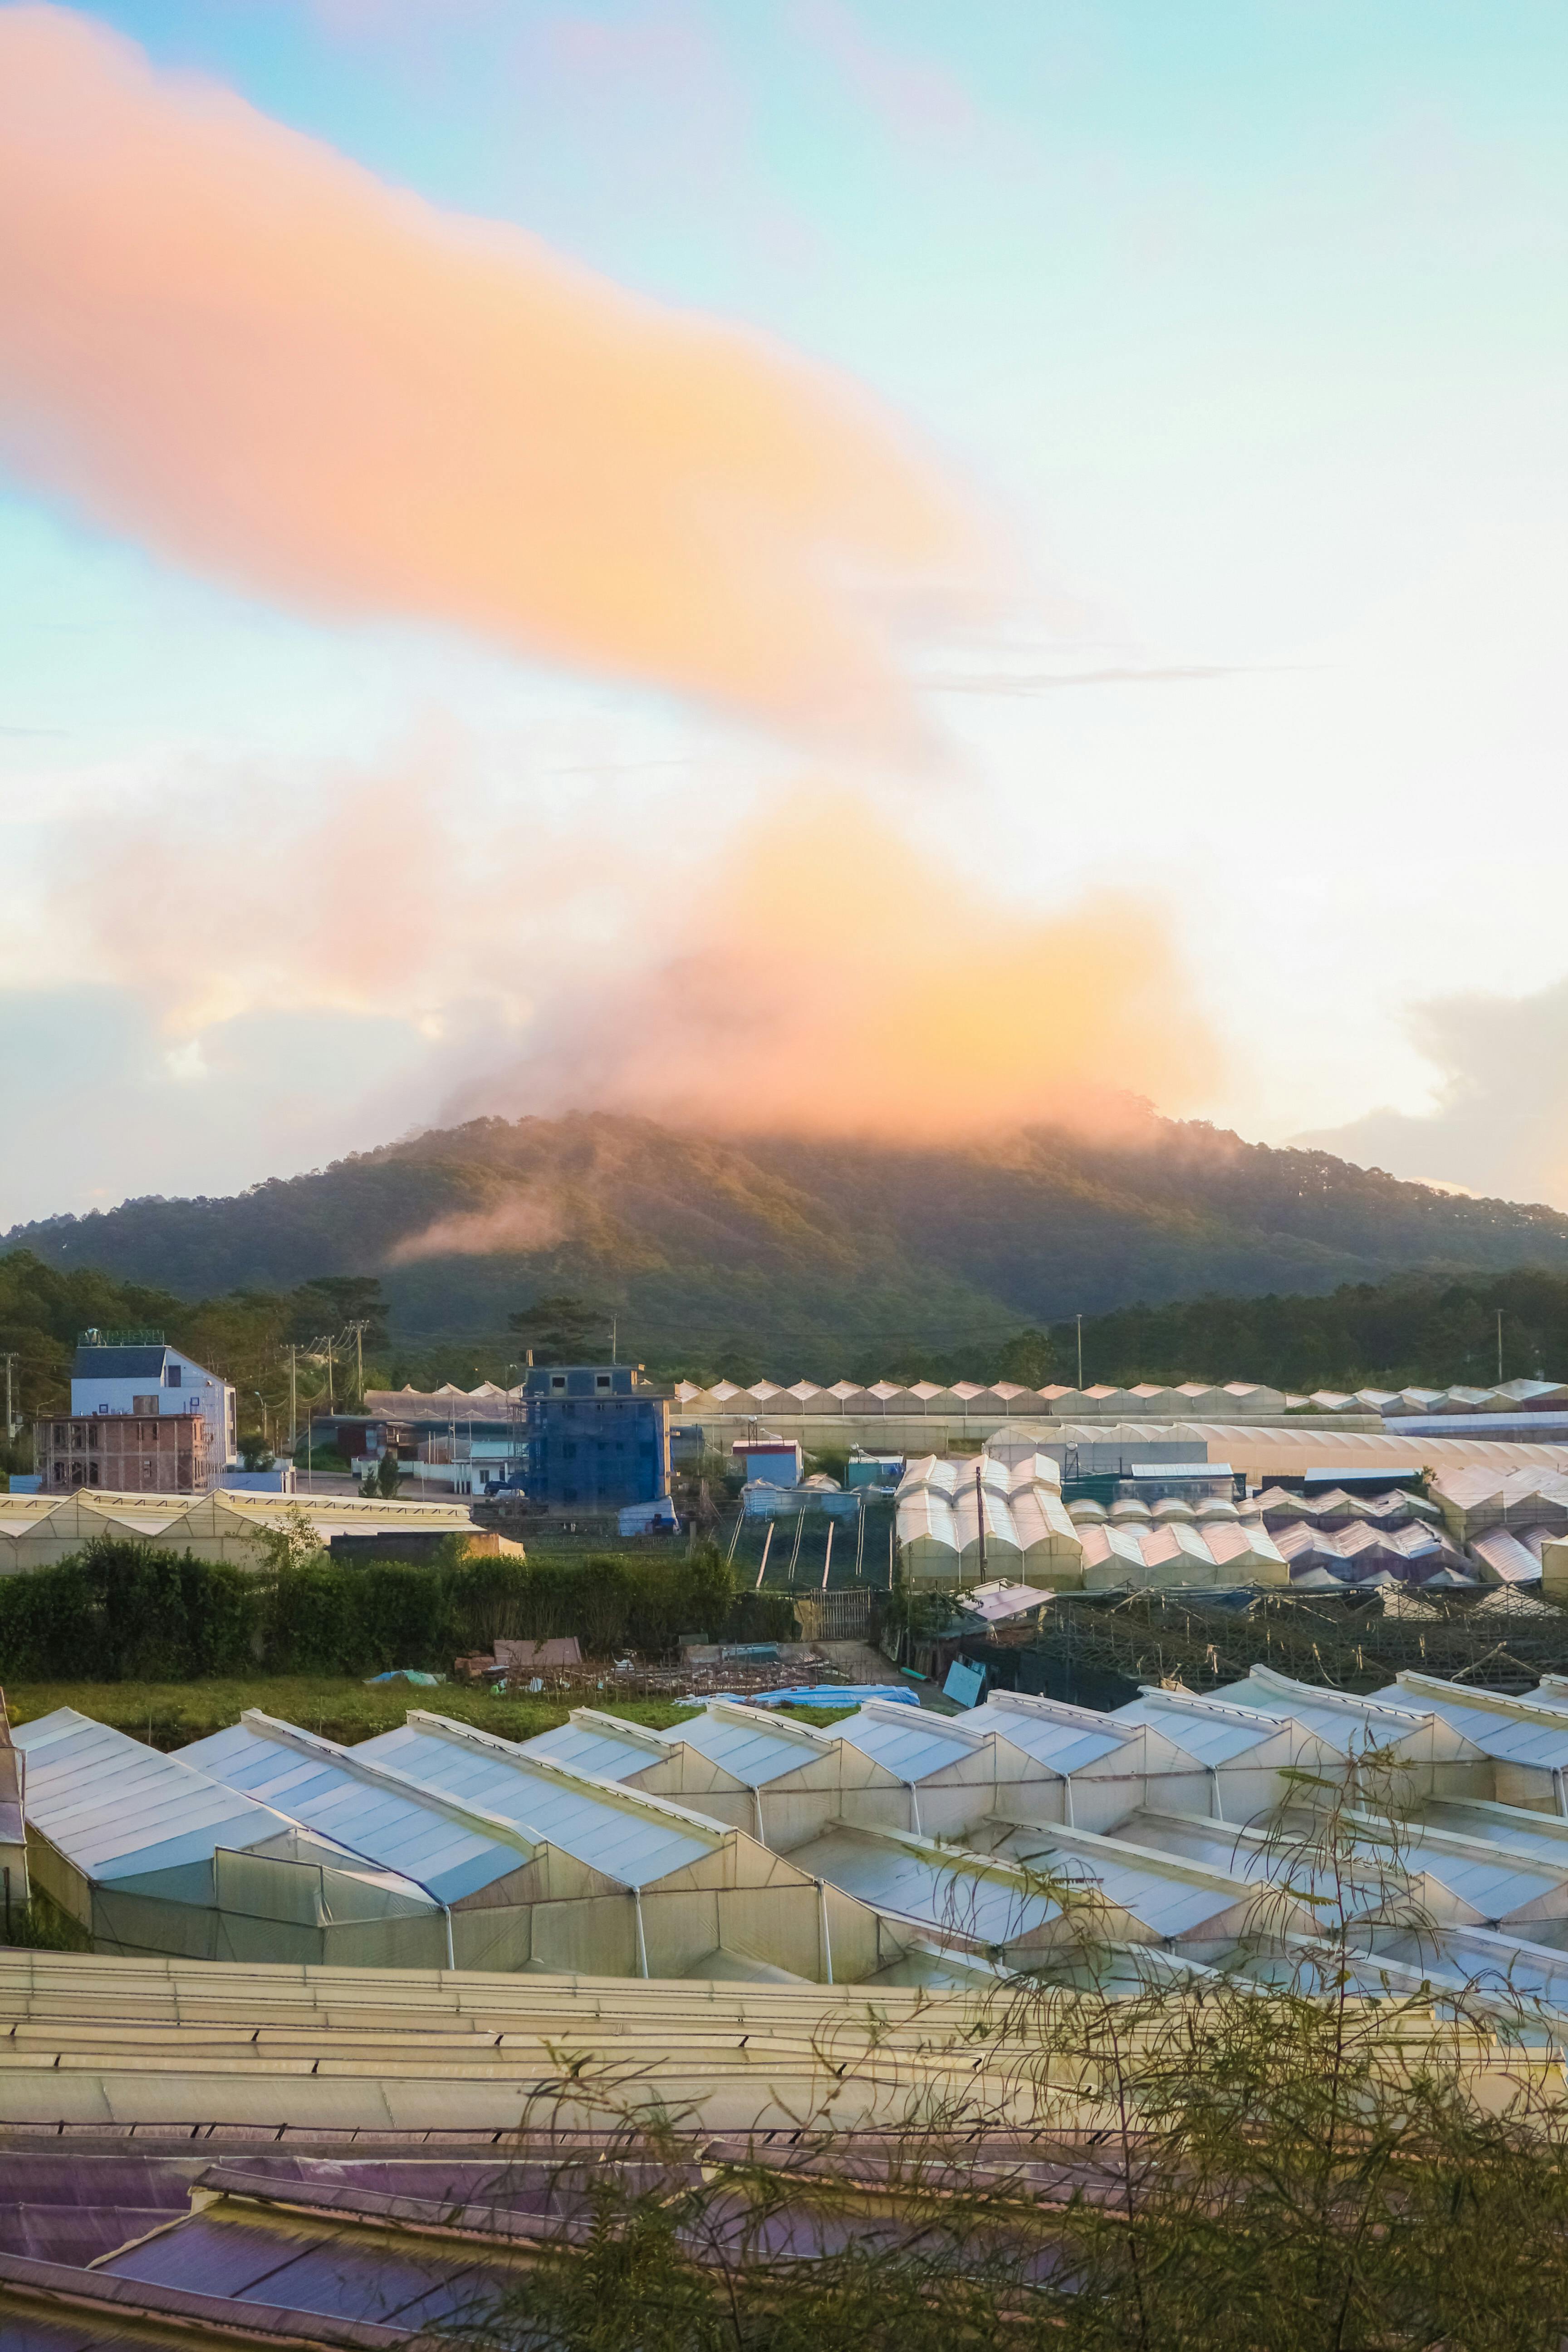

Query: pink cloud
left=0, top=6, right=983, bottom=750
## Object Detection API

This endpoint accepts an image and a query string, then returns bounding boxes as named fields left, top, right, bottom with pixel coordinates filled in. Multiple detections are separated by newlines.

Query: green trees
left=0, top=1537, right=741, bottom=1680
left=996, top=1327, right=1056, bottom=1387
left=508, top=1294, right=612, bottom=1362
left=1044, top=1268, right=1568, bottom=1394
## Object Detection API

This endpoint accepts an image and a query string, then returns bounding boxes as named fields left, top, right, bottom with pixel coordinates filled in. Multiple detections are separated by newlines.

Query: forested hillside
left=1056, top=1269, right=1568, bottom=1396
left=8, top=1110, right=1568, bottom=1366
left=3, top=1248, right=1564, bottom=1431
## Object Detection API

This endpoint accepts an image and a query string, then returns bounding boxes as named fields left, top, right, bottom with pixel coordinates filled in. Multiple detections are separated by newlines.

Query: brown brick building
left=34, top=1413, right=215, bottom=1495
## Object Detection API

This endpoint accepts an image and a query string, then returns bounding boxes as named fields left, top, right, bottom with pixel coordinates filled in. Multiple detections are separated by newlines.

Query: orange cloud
left=449, top=791, right=1222, bottom=1142
left=0, top=7, right=981, bottom=749
left=55, top=742, right=1219, bottom=1150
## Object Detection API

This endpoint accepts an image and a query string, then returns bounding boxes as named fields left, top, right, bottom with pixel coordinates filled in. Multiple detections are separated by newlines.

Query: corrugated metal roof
left=1112, top=1689, right=1289, bottom=1766
left=656, top=1703, right=843, bottom=1789
left=833, top=1703, right=990, bottom=1784
left=514, top=1715, right=670, bottom=1784
left=13, top=1710, right=302, bottom=1884
left=357, top=1718, right=720, bottom=1887
left=962, top=1696, right=1128, bottom=1774
left=790, top=1827, right=1065, bottom=1948
left=179, top=1718, right=533, bottom=1905
left=1205, top=1670, right=1443, bottom=1758
left=1365, top=1676, right=1568, bottom=1771
left=979, top=1820, right=1256, bottom=1939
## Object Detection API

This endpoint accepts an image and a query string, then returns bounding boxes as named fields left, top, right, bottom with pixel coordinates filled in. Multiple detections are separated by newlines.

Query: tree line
left=0, top=1533, right=759, bottom=1682
left=5, top=1248, right=1566, bottom=1470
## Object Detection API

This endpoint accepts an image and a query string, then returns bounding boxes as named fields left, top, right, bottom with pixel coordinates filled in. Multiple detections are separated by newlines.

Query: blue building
left=524, top=1364, right=670, bottom=1510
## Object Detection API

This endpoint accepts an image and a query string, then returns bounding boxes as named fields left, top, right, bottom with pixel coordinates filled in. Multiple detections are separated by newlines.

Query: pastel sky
left=5, top=0, right=1568, bottom=1226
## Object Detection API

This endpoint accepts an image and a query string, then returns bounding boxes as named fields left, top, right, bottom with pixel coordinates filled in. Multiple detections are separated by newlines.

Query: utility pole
left=343, top=1320, right=369, bottom=1405
left=1497, top=1308, right=1504, bottom=1385
left=974, top=1463, right=986, bottom=1588
left=610, top=1316, right=617, bottom=1365
left=1076, top=1315, right=1084, bottom=1390
left=288, top=1348, right=298, bottom=1459
left=0, top=1353, right=15, bottom=1443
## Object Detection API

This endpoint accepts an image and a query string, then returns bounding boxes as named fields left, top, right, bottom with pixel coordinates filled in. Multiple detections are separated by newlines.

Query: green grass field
left=4, top=1680, right=858, bottom=1750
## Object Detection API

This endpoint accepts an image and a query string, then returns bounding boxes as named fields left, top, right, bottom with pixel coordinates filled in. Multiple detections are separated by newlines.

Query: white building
left=72, top=1332, right=238, bottom=1469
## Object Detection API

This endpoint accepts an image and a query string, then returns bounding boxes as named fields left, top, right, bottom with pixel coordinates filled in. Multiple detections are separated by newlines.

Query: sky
left=5, top=0, right=1568, bottom=1226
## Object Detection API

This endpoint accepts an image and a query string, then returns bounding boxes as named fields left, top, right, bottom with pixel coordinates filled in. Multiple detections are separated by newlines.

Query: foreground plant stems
left=462, top=1760, right=1568, bottom=2351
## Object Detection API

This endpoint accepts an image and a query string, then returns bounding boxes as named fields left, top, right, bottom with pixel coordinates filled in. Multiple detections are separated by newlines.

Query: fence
left=719, top=1500, right=898, bottom=1594
left=788, top=1589, right=876, bottom=1642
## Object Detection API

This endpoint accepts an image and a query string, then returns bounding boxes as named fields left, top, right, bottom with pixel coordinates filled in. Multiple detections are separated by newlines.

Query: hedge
left=0, top=1538, right=792, bottom=1683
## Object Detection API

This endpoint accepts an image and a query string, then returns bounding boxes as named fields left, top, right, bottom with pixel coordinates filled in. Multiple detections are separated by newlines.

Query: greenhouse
left=15, top=1710, right=450, bottom=1965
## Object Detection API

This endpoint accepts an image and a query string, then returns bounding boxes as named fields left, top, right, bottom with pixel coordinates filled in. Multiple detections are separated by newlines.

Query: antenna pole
left=1076, top=1314, right=1083, bottom=1390
left=974, top=1463, right=986, bottom=1588
left=1497, top=1308, right=1504, bottom=1385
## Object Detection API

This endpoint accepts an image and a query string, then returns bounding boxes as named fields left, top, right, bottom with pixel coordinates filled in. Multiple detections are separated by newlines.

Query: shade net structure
left=1021, top=1584, right=1568, bottom=1706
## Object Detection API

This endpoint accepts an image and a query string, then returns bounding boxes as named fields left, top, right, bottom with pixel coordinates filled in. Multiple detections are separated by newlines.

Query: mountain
left=10, top=1110, right=1568, bottom=1368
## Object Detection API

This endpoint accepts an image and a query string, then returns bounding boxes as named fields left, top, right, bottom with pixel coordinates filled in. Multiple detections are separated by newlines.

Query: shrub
left=0, top=1537, right=741, bottom=1682
left=0, top=1540, right=255, bottom=1681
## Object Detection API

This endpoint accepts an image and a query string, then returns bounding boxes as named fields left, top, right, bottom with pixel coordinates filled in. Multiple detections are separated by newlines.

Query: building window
left=596, top=1373, right=611, bottom=1391
left=550, top=1374, right=567, bottom=1392
left=166, top=1365, right=181, bottom=1389
left=133, top=1395, right=159, bottom=1415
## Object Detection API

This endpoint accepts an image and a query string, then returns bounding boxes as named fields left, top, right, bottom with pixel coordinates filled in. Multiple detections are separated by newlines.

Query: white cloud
left=1298, top=974, right=1568, bottom=1211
